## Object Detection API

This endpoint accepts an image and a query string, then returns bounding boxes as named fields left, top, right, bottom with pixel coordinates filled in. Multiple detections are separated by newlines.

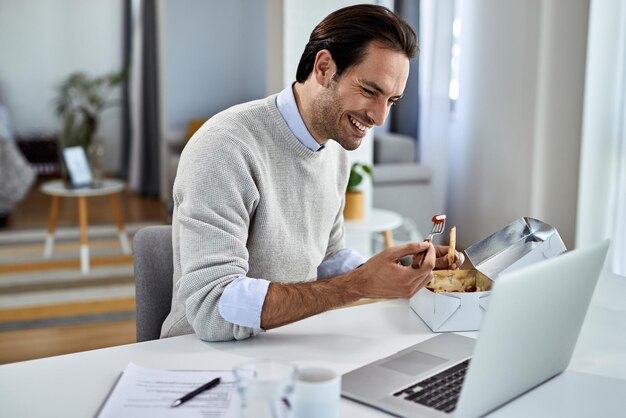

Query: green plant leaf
left=53, top=68, right=127, bottom=149
left=346, top=162, right=374, bottom=192
left=347, top=171, right=363, bottom=190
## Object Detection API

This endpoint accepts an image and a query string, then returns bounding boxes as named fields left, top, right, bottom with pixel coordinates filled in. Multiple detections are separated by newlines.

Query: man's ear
left=312, top=49, right=336, bottom=87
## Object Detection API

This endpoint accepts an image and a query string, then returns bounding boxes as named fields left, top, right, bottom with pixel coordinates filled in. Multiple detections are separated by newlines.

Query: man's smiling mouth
left=348, top=115, right=370, bottom=133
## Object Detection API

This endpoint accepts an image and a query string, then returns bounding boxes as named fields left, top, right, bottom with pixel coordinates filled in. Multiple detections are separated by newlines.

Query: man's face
left=310, top=44, right=410, bottom=151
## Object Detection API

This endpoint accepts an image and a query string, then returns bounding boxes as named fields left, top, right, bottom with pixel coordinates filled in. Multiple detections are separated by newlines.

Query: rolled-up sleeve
left=218, top=276, right=271, bottom=328
left=317, top=248, right=367, bottom=279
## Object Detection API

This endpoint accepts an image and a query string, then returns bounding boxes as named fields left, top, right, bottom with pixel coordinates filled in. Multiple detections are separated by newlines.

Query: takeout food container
left=410, top=217, right=567, bottom=332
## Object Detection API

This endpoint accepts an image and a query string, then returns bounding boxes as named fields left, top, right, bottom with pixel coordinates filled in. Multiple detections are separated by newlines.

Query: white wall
left=529, top=0, right=589, bottom=249
left=266, top=0, right=284, bottom=95
left=0, top=0, right=123, bottom=172
left=266, top=0, right=377, bottom=95
left=419, top=0, right=455, bottom=215
left=446, top=0, right=588, bottom=249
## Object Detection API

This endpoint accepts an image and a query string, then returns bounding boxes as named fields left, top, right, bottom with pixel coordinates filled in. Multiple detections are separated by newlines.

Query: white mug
left=292, top=367, right=341, bottom=418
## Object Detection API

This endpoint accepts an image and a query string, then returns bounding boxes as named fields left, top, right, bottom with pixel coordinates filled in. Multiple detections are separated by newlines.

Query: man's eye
left=362, top=88, right=375, bottom=96
left=388, top=100, right=397, bottom=107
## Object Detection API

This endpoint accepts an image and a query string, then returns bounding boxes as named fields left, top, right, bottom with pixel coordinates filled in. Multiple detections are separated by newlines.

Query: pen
left=170, top=377, right=221, bottom=407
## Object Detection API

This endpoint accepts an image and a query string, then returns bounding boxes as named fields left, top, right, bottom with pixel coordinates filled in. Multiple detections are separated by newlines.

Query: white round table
left=344, top=208, right=404, bottom=248
left=40, top=179, right=131, bottom=274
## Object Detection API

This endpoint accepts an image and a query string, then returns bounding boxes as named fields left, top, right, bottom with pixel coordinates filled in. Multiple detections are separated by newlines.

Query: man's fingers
left=455, top=252, right=465, bottom=267
left=433, top=246, right=465, bottom=269
left=387, top=241, right=431, bottom=259
left=441, top=252, right=465, bottom=269
left=434, top=245, right=448, bottom=257
left=434, top=245, right=459, bottom=258
left=409, top=243, right=436, bottom=270
left=419, top=244, right=436, bottom=269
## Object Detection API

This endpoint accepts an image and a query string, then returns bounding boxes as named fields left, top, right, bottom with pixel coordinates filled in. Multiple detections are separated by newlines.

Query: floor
left=3, top=176, right=167, bottom=231
left=0, top=176, right=169, bottom=364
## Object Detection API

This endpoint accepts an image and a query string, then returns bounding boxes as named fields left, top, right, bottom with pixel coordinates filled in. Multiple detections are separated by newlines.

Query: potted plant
left=53, top=69, right=126, bottom=182
left=344, top=162, right=373, bottom=220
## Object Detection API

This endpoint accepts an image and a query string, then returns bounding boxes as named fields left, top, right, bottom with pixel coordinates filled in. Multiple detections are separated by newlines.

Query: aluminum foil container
left=464, top=217, right=567, bottom=280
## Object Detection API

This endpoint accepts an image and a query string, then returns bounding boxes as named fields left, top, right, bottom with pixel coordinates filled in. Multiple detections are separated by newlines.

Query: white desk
left=1, top=272, right=624, bottom=418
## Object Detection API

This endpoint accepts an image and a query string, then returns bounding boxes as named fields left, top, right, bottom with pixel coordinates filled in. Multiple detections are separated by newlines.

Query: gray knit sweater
left=160, top=95, right=350, bottom=341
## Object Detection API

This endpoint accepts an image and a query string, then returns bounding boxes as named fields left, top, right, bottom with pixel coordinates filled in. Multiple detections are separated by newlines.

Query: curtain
left=577, top=0, right=626, bottom=275
left=417, top=0, right=455, bottom=214
left=390, top=0, right=420, bottom=145
left=127, top=0, right=161, bottom=196
left=120, top=0, right=132, bottom=180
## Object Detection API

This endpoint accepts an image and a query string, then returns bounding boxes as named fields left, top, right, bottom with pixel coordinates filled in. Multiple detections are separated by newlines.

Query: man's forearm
left=260, top=270, right=363, bottom=329
left=259, top=242, right=442, bottom=330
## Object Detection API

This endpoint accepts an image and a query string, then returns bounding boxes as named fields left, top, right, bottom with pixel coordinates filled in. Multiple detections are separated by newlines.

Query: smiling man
left=162, top=4, right=464, bottom=341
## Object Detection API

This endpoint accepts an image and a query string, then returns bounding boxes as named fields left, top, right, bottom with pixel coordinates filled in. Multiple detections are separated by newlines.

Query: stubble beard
left=310, top=82, right=363, bottom=151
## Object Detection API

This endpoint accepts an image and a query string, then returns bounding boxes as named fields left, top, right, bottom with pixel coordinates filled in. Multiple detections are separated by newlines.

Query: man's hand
left=433, top=245, right=465, bottom=270
left=347, top=241, right=436, bottom=299
left=260, top=242, right=440, bottom=330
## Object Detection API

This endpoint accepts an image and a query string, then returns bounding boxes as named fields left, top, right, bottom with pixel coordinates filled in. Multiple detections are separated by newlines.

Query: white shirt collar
left=276, top=84, right=325, bottom=152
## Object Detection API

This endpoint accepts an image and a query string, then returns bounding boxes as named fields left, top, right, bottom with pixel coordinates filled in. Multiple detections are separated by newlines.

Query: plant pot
left=344, top=191, right=365, bottom=220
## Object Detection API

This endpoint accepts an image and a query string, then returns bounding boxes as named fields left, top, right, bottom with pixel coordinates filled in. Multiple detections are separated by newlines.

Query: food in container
left=426, top=269, right=492, bottom=293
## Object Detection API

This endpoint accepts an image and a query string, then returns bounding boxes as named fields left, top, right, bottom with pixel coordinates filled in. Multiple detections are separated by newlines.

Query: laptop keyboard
left=392, top=359, right=471, bottom=414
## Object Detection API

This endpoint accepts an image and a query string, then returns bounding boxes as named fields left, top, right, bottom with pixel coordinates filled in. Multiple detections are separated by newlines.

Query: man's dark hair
left=295, top=4, right=418, bottom=83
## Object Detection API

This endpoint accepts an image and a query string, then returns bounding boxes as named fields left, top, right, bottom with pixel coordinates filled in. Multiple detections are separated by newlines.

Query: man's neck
left=292, top=82, right=327, bottom=146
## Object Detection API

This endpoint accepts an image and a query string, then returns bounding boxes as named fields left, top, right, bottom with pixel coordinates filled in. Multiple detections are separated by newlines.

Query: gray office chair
left=133, top=225, right=173, bottom=342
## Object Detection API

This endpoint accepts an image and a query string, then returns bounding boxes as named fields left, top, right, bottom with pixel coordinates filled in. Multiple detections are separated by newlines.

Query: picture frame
left=62, top=146, right=92, bottom=188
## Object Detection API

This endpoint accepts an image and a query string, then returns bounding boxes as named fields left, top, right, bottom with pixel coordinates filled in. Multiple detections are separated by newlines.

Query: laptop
left=342, top=239, right=609, bottom=417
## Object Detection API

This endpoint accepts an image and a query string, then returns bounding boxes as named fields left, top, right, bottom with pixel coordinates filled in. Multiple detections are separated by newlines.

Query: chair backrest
left=132, top=225, right=173, bottom=342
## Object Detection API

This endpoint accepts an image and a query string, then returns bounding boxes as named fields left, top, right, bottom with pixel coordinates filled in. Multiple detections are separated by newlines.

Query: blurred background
left=0, top=0, right=623, bottom=363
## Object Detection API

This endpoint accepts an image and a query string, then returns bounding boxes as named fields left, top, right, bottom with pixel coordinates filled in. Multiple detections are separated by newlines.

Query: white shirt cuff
left=218, top=276, right=271, bottom=328
left=317, top=248, right=367, bottom=279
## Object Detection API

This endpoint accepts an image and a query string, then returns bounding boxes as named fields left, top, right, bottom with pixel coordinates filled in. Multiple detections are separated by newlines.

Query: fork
left=412, top=215, right=446, bottom=269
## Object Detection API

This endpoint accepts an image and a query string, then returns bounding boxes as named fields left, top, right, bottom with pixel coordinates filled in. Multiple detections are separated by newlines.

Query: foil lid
left=464, top=217, right=567, bottom=280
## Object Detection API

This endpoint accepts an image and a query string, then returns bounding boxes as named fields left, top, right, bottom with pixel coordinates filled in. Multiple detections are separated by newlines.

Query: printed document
left=96, top=362, right=238, bottom=417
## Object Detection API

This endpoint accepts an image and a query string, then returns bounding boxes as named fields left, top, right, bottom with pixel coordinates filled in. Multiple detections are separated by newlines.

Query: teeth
left=349, top=116, right=369, bottom=132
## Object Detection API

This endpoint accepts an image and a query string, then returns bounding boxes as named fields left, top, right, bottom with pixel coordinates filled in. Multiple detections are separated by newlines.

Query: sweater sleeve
left=173, top=132, right=261, bottom=341
left=323, top=148, right=350, bottom=259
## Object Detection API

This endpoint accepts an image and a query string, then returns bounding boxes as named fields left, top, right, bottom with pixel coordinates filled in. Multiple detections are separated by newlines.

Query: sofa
left=0, top=105, right=36, bottom=227
left=372, top=131, right=433, bottom=242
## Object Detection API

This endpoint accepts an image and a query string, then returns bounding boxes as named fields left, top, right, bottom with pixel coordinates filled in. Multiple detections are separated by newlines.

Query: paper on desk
left=96, top=362, right=239, bottom=418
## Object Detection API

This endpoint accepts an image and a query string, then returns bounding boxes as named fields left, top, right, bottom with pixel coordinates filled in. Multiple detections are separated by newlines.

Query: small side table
left=40, top=179, right=131, bottom=274
left=344, top=208, right=404, bottom=252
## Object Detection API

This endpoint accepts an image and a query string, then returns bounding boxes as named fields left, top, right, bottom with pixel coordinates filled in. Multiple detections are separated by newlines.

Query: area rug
left=0, top=222, right=159, bottom=330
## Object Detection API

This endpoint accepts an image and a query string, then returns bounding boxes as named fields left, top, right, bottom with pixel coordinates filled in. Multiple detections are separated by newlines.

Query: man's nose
left=367, top=99, right=390, bottom=126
